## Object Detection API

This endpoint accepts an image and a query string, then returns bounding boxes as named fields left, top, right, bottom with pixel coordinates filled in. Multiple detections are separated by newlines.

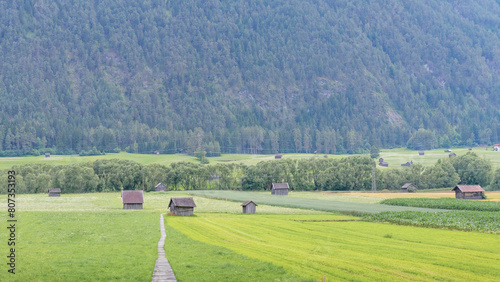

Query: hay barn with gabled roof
left=271, top=183, right=289, bottom=195
left=241, top=201, right=258, bottom=214
left=169, top=197, right=196, bottom=216
left=122, top=190, right=144, bottom=209
left=155, top=183, right=167, bottom=192
left=48, top=188, right=61, bottom=197
left=452, top=185, right=485, bottom=200
left=401, top=183, right=417, bottom=193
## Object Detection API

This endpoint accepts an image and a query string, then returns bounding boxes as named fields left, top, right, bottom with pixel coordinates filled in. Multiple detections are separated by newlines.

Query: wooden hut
left=379, top=162, right=389, bottom=167
left=45, top=152, right=51, bottom=158
left=154, top=150, right=160, bottom=155
left=418, top=151, right=425, bottom=156
left=48, top=188, right=61, bottom=197
left=169, top=197, right=196, bottom=216
left=241, top=201, right=258, bottom=214
left=449, top=153, right=457, bottom=158
left=444, top=149, right=451, bottom=152
left=275, top=154, right=283, bottom=159
left=401, top=183, right=417, bottom=193
left=155, top=183, right=167, bottom=192
left=452, top=185, right=485, bottom=200
left=271, top=183, right=289, bottom=195
left=122, top=190, right=144, bottom=209
left=401, top=162, right=412, bottom=167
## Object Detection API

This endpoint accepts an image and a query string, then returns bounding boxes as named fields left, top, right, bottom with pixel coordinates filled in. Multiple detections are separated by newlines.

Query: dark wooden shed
left=169, top=197, right=196, bottom=216
left=155, top=183, right=167, bottom=192
left=241, top=201, right=258, bottom=214
left=275, top=154, right=283, bottom=159
left=401, top=183, right=417, bottom=193
left=122, top=190, right=144, bottom=209
left=48, top=188, right=61, bottom=197
left=449, top=153, right=457, bottom=158
left=418, top=151, right=425, bottom=156
left=401, top=162, right=412, bottom=167
left=379, top=162, right=389, bottom=167
left=45, top=152, right=50, bottom=158
left=271, top=183, right=289, bottom=195
left=452, top=185, right=485, bottom=200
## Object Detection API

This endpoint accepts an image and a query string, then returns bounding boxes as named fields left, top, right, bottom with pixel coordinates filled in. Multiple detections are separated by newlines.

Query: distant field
left=1, top=147, right=499, bottom=170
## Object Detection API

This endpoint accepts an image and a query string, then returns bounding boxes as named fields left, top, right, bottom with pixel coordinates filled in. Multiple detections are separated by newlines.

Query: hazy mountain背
left=1, top=0, right=499, bottom=155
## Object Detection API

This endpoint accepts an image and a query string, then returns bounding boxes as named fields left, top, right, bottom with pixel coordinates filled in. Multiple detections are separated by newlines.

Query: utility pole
left=372, top=161, right=377, bottom=192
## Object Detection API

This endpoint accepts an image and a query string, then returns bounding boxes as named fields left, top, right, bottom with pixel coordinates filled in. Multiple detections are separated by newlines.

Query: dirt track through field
left=152, top=214, right=177, bottom=282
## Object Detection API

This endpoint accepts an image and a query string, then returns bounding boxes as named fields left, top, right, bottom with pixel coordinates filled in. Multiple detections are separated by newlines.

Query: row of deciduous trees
left=3, top=152, right=499, bottom=194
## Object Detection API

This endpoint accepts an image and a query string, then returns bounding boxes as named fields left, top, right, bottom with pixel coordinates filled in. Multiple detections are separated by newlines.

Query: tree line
left=2, top=152, right=499, bottom=194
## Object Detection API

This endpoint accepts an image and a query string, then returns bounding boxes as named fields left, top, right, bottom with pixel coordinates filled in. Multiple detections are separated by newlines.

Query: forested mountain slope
left=1, top=0, right=499, bottom=155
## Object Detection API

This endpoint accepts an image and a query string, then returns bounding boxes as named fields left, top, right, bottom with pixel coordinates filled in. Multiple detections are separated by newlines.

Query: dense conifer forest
left=1, top=0, right=499, bottom=156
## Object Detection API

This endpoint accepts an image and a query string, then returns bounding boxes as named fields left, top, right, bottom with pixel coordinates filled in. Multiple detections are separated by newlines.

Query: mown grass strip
left=188, top=190, right=446, bottom=213
left=366, top=211, right=500, bottom=233
left=381, top=198, right=500, bottom=211
left=166, top=213, right=500, bottom=281
left=163, top=218, right=302, bottom=281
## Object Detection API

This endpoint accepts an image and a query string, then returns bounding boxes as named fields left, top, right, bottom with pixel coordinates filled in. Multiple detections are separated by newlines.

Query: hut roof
left=452, top=185, right=485, bottom=193
left=169, top=197, right=196, bottom=208
left=272, top=183, right=289, bottom=189
left=401, top=183, right=415, bottom=189
left=241, top=200, right=258, bottom=207
left=155, top=183, right=166, bottom=189
left=122, top=190, right=144, bottom=204
left=48, top=188, right=61, bottom=193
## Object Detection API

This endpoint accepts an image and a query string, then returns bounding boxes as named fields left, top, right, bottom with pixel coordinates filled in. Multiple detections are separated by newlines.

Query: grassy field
left=2, top=191, right=500, bottom=281
left=1, top=146, right=499, bottom=170
left=188, top=190, right=448, bottom=213
left=166, top=213, right=500, bottom=281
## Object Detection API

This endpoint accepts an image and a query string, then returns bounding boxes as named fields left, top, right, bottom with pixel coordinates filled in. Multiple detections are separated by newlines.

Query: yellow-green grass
left=332, top=191, right=500, bottom=201
left=166, top=213, right=500, bottom=281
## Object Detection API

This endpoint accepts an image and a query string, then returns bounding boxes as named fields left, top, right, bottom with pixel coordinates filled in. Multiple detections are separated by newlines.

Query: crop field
left=2, top=146, right=499, bottom=170
left=333, top=191, right=500, bottom=201
left=165, top=213, right=500, bottom=281
left=366, top=211, right=500, bottom=233
left=2, top=191, right=500, bottom=281
left=381, top=198, right=500, bottom=211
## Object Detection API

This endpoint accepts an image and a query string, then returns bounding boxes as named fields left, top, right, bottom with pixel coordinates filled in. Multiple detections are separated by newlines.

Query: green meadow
left=1, top=146, right=499, bottom=170
left=1, top=191, right=499, bottom=281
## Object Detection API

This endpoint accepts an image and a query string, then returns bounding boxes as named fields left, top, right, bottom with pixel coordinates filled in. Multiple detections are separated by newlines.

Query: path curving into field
left=152, top=214, right=177, bottom=282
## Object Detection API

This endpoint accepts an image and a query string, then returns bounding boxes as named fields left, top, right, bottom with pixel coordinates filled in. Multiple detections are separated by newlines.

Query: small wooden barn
left=275, top=154, right=283, bottom=159
left=122, top=190, right=144, bottom=209
left=401, top=183, right=417, bottom=193
left=444, top=149, right=451, bottom=152
left=452, top=185, right=485, bottom=200
left=379, top=162, right=389, bottom=167
left=271, top=183, right=289, bottom=195
left=48, top=188, right=61, bottom=197
left=241, top=201, right=258, bottom=214
left=155, top=183, right=167, bottom=192
left=169, top=197, right=196, bottom=216
left=449, top=153, right=457, bottom=158
left=401, top=162, right=412, bottom=167
left=418, top=151, right=425, bottom=156
left=45, top=152, right=50, bottom=158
